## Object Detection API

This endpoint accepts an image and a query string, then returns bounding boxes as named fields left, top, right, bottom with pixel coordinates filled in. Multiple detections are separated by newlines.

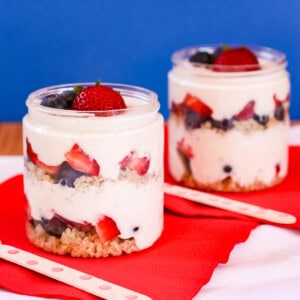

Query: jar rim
left=171, top=44, right=287, bottom=76
left=26, top=82, right=160, bottom=118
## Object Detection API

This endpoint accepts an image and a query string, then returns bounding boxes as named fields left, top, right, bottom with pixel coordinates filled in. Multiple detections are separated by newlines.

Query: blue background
left=1, top=0, right=299, bottom=121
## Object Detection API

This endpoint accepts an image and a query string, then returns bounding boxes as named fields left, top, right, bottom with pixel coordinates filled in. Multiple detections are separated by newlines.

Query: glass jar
left=168, top=45, right=290, bottom=192
left=23, top=82, right=164, bottom=257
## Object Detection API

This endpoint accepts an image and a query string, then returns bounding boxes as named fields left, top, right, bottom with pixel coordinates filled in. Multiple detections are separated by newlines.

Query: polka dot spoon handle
left=0, top=241, right=151, bottom=300
left=164, top=183, right=297, bottom=225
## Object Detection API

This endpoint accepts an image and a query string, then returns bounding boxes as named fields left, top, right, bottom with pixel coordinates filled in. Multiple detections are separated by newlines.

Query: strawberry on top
left=213, top=47, right=260, bottom=72
left=71, top=84, right=126, bottom=111
left=41, top=81, right=127, bottom=111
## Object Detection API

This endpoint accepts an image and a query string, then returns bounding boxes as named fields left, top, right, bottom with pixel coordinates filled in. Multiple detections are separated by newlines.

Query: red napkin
left=0, top=175, right=258, bottom=300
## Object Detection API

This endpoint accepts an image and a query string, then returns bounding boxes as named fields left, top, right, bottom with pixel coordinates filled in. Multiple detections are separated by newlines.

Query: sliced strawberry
left=26, top=138, right=61, bottom=175
left=26, top=138, right=38, bottom=164
left=71, top=85, right=126, bottom=111
left=213, top=47, right=260, bottom=72
left=171, top=101, right=188, bottom=115
left=64, top=144, right=100, bottom=176
left=119, top=151, right=150, bottom=176
left=273, top=94, right=290, bottom=108
left=273, top=94, right=281, bottom=108
left=183, top=93, right=213, bottom=117
left=119, top=152, right=133, bottom=169
left=129, top=156, right=150, bottom=176
left=275, top=163, right=281, bottom=176
left=96, top=216, right=120, bottom=243
left=177, top=138, right=194, bottom=158
left=36, top=161, right=61, bottom=175
left=235, top=100, right=255, bottom=120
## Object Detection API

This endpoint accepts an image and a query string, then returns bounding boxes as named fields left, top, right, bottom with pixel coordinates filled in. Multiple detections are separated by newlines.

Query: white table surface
left=1, top=126, right=300, bottom=300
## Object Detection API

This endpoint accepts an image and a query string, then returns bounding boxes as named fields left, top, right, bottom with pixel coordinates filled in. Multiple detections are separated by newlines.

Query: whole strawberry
left=71, top=84, right=126, bottom=111
left=213, top=47, right=260, bottom=72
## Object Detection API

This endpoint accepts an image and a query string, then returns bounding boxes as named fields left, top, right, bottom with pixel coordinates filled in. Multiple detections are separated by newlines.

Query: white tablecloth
left=1, top=126, right=300, bottom=300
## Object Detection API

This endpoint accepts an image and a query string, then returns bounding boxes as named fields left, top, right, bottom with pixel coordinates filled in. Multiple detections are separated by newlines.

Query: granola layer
left=26, top=222, right=139, bottom=257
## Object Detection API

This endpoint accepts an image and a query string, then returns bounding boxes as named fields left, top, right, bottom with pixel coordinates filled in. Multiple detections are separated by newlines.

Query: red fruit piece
left=275, top=163, right=281, bottom=175
left=37, top=161, right=61, bottom=175
left=213, top=47, right=260, bottom=72
left=71, top=85, right=126, bottom=111
left=96, top=216, right=120, bottom=243
left=273, top=94, right=281, bottom=108
left=26, top=138, right=61, bottom=175
left=65, top=144, right=100, bottom=176
left=26, top=138, right=38, bottom=164
left=183, top=93, right=213, bottom=117
left=235, top=100, right=255, bottom=120
left=171, top=101, right=188, bottom=115
left=177, top=138, right=194, bottom=158
left=273, top=94, right=290, bottom=108
left=119, top=151, right=150, bottom=176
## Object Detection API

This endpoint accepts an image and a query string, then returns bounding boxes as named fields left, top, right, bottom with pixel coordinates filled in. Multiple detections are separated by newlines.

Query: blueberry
left=41, top=94, right=69, bottom=109
left=40, top=216, right=68, bottom=237
left=211, top=118, right=234, bottom=131
left=274, top=103, right=285, bottom=121
left=184, top=110, right=209, bottom=129
left=189, top=51, right=214, bottom=64
left=41, top=91, right=75, bottom=109
left=253, top=114, right=269, bottom=125
left=223, top=165, right=232, bottom=173
left=133, top=226, right=140, bottom=232
left=55, top=162, right=85, bottom=188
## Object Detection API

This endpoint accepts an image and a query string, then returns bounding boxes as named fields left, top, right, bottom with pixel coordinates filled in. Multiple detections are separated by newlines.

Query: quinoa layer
left=179, top=172, right=284, bottom=193
left=26, top=222, right=139, bottom=258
